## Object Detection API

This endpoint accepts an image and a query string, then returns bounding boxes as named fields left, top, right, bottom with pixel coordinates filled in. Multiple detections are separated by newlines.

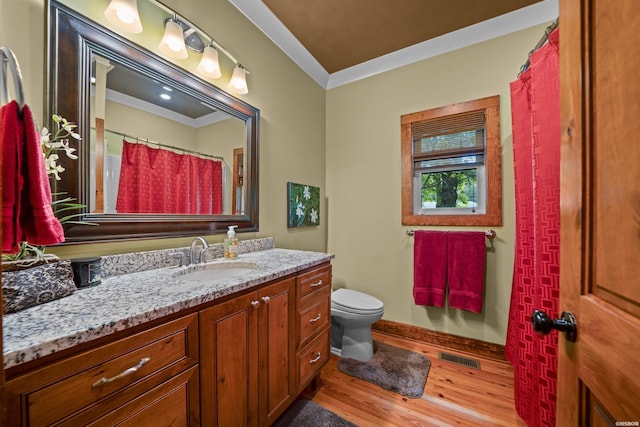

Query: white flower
left=303, top=185, right=311, bottom=200
left=310, top=208, right=318, bottom=223
left=296, top=202, right=305, bottom=218
left=40, top=127, right=50, bottom=143
left=40, top=115, right=81, bottom=179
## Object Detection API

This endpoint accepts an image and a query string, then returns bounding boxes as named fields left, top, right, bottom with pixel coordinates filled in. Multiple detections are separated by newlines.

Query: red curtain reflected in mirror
left=116, top=140, right=222, bottom=214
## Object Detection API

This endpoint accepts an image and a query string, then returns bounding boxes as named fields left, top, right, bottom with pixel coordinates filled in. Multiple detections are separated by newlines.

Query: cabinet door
left=200, top=291, right=259, bottom=427
left=258, top=278, right=295, bottom=426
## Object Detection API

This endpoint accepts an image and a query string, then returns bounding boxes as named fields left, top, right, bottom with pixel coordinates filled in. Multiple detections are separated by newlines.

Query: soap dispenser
left=224, top=225, right=239, bottom=259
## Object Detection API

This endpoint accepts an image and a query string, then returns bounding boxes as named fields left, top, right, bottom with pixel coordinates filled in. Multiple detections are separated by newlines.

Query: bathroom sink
left=175, top=261, right=259, bottom=282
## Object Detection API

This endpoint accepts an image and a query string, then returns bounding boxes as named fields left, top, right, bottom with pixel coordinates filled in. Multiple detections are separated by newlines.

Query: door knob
left=531, top=310, right=577, bottom=342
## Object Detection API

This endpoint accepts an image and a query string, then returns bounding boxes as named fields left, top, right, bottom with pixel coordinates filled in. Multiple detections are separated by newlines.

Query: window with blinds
left=401, top=96, right=502, bottom=226
left=412, top=110, right=486, bottom=213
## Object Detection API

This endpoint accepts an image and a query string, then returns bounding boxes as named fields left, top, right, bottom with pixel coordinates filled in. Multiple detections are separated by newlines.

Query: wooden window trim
left=401, top=95, right=502, bottom=226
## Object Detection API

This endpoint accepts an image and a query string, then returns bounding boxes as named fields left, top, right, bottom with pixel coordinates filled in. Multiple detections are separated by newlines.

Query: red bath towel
left=20, top=104, right=65, bottom=246
left=413, top=230, right=447, bottom=307
left=447, top=232, right=486, bottom=313
left=1, top=100, right=25, bottom=253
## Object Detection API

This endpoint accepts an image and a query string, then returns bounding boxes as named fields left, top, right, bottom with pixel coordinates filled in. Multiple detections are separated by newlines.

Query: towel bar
left=406, top=229, right=496, bottom=240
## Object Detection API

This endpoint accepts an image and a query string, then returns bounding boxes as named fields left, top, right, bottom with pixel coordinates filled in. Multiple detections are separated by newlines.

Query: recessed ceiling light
left=160, top=93, right=171, bottom=100
left=162, top=85, right=173, bottom=92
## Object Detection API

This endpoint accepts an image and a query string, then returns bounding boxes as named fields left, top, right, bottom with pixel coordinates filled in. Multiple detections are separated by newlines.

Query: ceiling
left=229, top=0, right=559, bottom=89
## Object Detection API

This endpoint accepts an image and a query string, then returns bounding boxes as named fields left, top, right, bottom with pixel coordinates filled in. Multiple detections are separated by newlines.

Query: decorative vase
left=2, top=256, right=77, bottom=314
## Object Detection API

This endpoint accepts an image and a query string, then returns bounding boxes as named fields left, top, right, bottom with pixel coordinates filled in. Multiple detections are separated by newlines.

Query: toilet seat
left=331, top=289, right=384, bottom=315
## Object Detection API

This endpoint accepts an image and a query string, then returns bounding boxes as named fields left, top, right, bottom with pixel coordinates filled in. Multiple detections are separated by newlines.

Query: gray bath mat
left=337, top=341, right=431, bottom=398
left=273, top=399, right=358, bottom=427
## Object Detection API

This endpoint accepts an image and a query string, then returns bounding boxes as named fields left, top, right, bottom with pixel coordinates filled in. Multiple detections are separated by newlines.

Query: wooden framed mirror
left=47, top=1, right=259, bottom=243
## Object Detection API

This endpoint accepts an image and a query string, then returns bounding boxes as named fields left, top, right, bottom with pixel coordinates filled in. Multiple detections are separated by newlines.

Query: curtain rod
left=518, top=18, right=559, bottom=76
left=101, top=128, right=224, bottom=161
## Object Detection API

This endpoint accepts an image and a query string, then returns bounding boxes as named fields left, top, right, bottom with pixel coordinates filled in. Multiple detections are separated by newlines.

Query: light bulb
left=104, top=0, right=143, bottom=33
left=159, top=19, right=188, bottom=59
left=116, top=9, right=135, bottom=24
left=197, top=46, right=222, bottom=79
left=228, top=65, right=248, bottom=95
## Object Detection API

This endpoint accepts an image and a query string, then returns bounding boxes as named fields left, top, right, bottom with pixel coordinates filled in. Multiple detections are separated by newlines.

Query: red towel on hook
left=413, top=230, right=447, bottom=307
left=19, top=104, right=65, bottom=246
left=447, top=232, right=486, bottom=313
left=1, top=100, right=25, bottom=253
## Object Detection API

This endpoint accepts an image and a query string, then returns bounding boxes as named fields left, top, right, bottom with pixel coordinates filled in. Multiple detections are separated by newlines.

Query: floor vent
left=438, top=352, right=481, bottom=369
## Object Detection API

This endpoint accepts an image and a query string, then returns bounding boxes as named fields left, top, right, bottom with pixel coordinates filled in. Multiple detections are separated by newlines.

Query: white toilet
left=330, top=288, right=384, bottom=362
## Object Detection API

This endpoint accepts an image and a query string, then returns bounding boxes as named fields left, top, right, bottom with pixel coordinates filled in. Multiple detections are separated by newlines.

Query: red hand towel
left=1, top=100, right=25, bottom=253
left=447, top=232, right=486, bottom=313
left=19, top=104, right=65, bottom=246
left=413, top=230, right=447, bottom=306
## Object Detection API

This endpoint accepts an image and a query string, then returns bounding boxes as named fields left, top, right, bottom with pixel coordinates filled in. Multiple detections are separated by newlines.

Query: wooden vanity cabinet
left=3, top=261, right=331, bottom=426
left=199, top=277, right=296, bottom=427
left=4, top=314, right=199, bottom=426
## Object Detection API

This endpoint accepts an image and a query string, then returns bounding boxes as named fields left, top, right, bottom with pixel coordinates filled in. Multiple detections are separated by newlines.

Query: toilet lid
left=331, top=288, right=384, bottom=312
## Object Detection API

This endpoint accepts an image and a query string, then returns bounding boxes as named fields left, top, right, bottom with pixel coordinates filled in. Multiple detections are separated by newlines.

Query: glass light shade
left=228, top=65, right=249, bottom=95
left=197, top=46, right=222, bottom=79
left=104, top=0, right=143, bottom=33
left=159, top=20, right=188, bottom=59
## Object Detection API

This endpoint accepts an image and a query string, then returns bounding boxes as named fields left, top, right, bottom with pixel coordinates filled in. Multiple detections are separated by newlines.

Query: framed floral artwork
left=287, top=182, right=320, bottom=228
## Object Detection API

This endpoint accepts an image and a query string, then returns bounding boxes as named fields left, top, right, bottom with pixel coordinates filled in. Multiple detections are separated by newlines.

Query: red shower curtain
left=506, top=28, right=560, bottom=427
left=116, top=140, right=223, bottom=214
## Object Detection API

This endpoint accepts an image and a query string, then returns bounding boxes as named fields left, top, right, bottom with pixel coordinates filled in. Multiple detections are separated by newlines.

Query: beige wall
left=325, top=24, right=549, bottom=345
left=0, top=0, right=327, bottom=257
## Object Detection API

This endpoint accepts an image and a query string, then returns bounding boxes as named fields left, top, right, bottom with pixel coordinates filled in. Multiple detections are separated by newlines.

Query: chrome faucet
left=189, top=237, right=209, bottom=265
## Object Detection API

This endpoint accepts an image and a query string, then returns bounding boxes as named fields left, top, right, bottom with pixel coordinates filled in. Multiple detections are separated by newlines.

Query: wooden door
left=559, top=0, right=640, bottom=424
left=258, top=278, right=295, bottom=426
left=200, top=291, right=259, bottom=427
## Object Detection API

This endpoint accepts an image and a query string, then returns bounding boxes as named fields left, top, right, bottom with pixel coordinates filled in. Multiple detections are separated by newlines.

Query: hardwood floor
left=305, top=331, right=525, bottom=426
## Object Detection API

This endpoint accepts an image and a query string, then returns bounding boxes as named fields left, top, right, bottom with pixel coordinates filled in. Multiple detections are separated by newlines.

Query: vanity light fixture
left=228, top=64, right=249, bottom=95
left=159, top=17, right=188, bottom=59
left=197, top=45, right=222, bottom=79
left=104, top=0, right=251, bottom=93
left=104, top=0, right=143, bottom=33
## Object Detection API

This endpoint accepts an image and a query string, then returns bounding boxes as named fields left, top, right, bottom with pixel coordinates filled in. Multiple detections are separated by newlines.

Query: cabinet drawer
left=62, top=366, right=200, bottom=427
left=296, top=329, right=329, bottom=389
left=14, top=314, right=198, bottom=426
left=296, top=263, right=331, bottom=304
left=297, top=290, right=330, bottom=348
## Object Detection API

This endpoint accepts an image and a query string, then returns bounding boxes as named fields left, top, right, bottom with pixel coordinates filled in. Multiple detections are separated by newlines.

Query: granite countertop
left=3, top=247, right=333, bottom=370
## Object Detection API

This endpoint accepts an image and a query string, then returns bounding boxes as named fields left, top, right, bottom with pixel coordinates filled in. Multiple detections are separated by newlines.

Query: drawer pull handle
left=309, top=352, right=322, bottom=364
left=310, top=280, right=323, bottom=288
left=261, top=296, right=270, bottom=305
left=92, top=357, right=151, bottom=388
left=251, top=300, right=260, bottom=309
left=309, top=314, right=322, bottom=323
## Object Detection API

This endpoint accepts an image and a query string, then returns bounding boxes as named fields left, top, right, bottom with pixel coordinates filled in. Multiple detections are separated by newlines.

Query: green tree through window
left=421, top=169, right=477, bottom=208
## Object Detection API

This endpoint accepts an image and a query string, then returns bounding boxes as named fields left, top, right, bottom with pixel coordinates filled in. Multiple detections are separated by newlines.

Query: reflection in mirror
left=89, top=55, right=245, bottom=215
left=48, top=1, right=259, bottom=243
